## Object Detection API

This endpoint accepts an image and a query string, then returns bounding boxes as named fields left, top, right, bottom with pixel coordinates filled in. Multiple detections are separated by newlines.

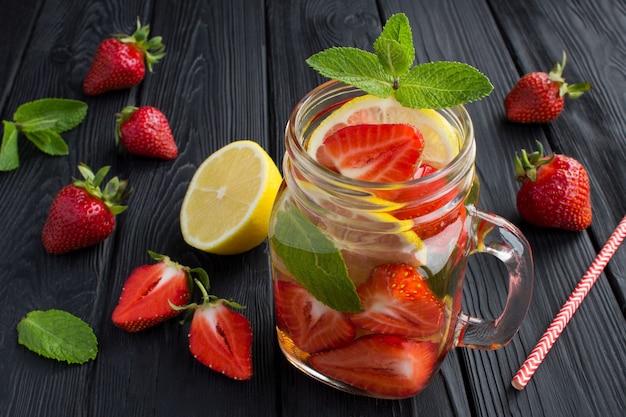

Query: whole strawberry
left=514, top=142, right=592, bottom=231
left=115, top=106, right=178, bottom=159
left=504, top=52, right=591, bottom=123
left=83, top=19, right=165, bottom=96
left=42, top=164, right=131, bottom=254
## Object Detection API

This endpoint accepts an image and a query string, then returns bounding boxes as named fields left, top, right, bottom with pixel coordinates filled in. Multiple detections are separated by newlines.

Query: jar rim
left=285, top=80, right=475, bottom=193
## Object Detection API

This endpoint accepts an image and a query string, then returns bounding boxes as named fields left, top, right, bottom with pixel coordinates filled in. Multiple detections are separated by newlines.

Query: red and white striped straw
left=511, top=214, right=626, bottom=391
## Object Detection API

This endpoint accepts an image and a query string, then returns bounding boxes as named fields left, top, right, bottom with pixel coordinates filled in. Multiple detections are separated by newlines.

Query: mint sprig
left=0, top=98, right=88, bottom=171
left=306, top=13, right=493, bottom=109
left=17, top=309, right=98, bottom=364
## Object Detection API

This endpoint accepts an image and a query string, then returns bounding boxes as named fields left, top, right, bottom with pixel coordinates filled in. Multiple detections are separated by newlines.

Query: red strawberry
left=310, top=334, right=438, bottom=398
left=187, top=280, right=253, bottom=380
left=504, top=52, right=591, bottom=123
left=83, top=19, right=165, bottom=95
left=274, top=279, right=355, bottom=353
left=315, top=123, right=424, bottom=182
left=514, top=141, right=592, bottom=231
left=112, top=252, right=192, bottom=332
left=350, top=263, right=444, bottom=338
left=391, top=165, right=465, bottom=239
left=42, top=164, right=130, bottom=254
left=115, top=106, right=178, bottom=160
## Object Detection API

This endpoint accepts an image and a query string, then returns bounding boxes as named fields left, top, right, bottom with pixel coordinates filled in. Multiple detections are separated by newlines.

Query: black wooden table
left=1, top=0, right=624, bottom=416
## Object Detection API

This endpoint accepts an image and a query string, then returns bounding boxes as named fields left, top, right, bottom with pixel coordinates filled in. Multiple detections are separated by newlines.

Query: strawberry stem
left=115, top=18, right=166, bottom=72
left=549, top=51, right=592, bottom=99
left=73, top=163, right=131, bottom=214
left=514, top=141, right=555, bottom=183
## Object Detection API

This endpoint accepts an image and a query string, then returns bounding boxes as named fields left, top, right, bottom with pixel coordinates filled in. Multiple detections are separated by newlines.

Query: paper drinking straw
left=511, top=214, right=626, bottom=391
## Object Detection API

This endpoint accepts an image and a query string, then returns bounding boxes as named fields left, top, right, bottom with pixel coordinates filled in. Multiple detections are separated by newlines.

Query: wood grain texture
left=0, top=0, right=624, bottom=416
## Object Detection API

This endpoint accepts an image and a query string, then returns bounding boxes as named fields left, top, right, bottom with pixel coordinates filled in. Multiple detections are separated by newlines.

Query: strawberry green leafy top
left=306, top=13, right=493, bottom=109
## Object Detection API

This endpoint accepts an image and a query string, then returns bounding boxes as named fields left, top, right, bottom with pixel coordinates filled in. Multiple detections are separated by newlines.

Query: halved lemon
left=180, top=140, right=282, bottom=255
left=306, top=95, right=461, bottom=169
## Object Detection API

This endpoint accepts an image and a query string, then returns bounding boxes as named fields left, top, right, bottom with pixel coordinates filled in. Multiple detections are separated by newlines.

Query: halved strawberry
left=112, top=252, right=191, bottom=332
left=274, top=279, right=355, bottom=353
left=315, top=124, right=424, bottom=182
left=310, top=334, right=438, bottom=398
left=350, top=263, right=444, bottom=338
left=188, top=300, right=253, bottom=381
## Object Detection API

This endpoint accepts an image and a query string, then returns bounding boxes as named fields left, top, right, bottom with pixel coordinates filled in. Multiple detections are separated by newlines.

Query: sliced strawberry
left=274, top=279, right=355, bottom=353
left=350, top=263, right=444, bottom=338
left=391, top=168, right=465, bottom=239
left=310, top=334, right=438, bottom=398
left=315, top=124, right=424, bottom=182
left=112, top=254, right=191, bottom=332
left=189, top=301, right=253, bottom=381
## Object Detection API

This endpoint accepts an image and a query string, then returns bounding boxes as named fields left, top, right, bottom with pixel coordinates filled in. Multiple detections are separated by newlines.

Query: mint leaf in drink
left=17, top=309, right=98, bottom=364
left=0, top=98, right=87, bottom=171
left=0, top=121, right=19, bottom=171
left=271, top=206, right=362, bottom=313
left=373, top=12, right=414, bottom=78
left=306, top=12, right=493, bottom=108
left=306, top=47, right=394, bottom=98
left=14, top=98, right=88, bottom=133
left=395, top=61, right=494, bottom=108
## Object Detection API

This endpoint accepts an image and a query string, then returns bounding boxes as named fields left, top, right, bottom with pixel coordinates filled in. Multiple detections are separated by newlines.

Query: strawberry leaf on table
left=306, top=12, right=493, bottom=109
left=0, top=121, right=19, bottom=171
left=0, top=98, right=88, bottom=171
left=23, top=129, right=69, bottom=155
left=17, top=309, right=98, bottom=364
left=14, top=98, right=88, bottom=133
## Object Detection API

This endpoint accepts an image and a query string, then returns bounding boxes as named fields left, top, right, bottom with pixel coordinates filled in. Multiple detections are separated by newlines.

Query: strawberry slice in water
left=350, top=263, right=444, bottom=338
left=310, top=334, right=439, bottom=398
left=274, top=279, right=355, bottom=353
left=315, top=124, right=424, bottom=182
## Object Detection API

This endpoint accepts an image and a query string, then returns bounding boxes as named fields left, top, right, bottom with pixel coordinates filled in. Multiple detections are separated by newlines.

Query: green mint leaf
left=306, top=47, right=394, bottom=98
left=271, top=206, right=362, bottom=313
left=17, top=309, right=98, bottom=364
left=24, top=129, right=69, bottom=156
left=394, top=61, right=494, bottom=109
left=14, top=98, right=87, bottom=133
left=373, top=13, right=414, bottom=77
left=306, top=13, right=493, bottom=107
left=0, top=121, right=20, bottom=171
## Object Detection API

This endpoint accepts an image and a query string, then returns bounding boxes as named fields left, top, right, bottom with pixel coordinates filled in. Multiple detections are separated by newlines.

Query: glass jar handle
left=455, top=206, right=534, bottom=349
